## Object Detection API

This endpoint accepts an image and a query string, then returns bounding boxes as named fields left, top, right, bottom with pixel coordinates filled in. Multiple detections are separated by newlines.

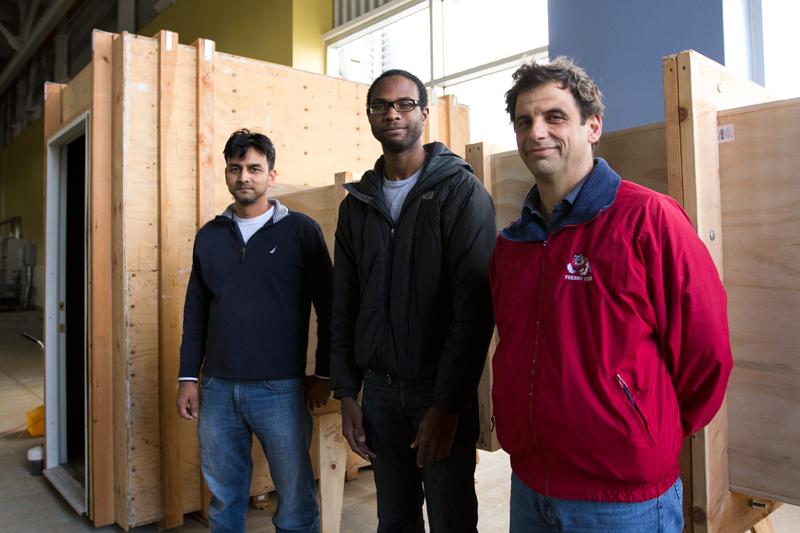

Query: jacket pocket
left=615, top=373, right=655, bottom=444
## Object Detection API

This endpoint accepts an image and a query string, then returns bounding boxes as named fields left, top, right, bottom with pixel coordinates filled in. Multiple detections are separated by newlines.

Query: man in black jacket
left=331, top=70, right=496, bottom=532
left=177, top=130, right=332, bottom=533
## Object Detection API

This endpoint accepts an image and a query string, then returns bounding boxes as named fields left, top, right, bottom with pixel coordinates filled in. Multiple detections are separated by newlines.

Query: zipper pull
left=616, top=373, right=635, bottom=404
left=543, top=239, right=548, bottom=247
left=241, top=246, right=246, bottom=260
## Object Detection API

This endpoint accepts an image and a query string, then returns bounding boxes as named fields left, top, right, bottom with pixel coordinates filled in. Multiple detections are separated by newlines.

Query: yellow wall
left=141, top=0, right=332, bottom=70
left=0, top=117, right=44, bottom=254
left=292, top=0, right=332, bottom=73
left=0, top=117, right=44, bottom=306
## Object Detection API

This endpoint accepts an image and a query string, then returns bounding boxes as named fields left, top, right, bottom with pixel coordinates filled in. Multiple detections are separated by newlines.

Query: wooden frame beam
left=157, top=29, right=183, bottom=529
left=662, top=49, right=775, bottom=533
left=88, top=29, right=115, bottom=527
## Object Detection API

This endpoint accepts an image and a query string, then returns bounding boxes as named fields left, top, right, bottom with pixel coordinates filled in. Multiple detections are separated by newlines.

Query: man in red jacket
left=490, top=57, right=733, bottom=532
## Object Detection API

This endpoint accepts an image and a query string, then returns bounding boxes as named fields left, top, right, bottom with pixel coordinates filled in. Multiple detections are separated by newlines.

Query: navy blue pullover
left=179, top=199, right=333, bottom=379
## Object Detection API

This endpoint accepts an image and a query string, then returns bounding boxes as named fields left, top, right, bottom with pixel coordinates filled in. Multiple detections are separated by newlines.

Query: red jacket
left=490, top=159, right=732, bottom=502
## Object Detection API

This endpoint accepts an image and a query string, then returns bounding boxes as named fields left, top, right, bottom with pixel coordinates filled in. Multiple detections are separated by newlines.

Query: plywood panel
left=212, top=52, right=379, bottom=214
left=665, top=50, right=776, bottom=533
left=596, top=123, right=667, bottom=194
left=61, top=63, right=92, bottom=123
left=718, top=98, right=800, bottom=506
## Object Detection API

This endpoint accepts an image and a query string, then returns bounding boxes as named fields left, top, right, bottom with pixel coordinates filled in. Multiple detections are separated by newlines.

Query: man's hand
left=411, top=406, right=458, bottom=467
left=176, top=381, right=199, bottom=420
left=340, top=397, right=376, bottom=461
left=304, top=375, right=331, bottom=411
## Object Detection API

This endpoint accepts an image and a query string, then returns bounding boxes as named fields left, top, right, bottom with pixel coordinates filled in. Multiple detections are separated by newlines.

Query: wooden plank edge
left=156, top=29, right=184, bottom=530
left=87, top=28, right=115, bottom=527
left=194, top=37, right=215, bottom=229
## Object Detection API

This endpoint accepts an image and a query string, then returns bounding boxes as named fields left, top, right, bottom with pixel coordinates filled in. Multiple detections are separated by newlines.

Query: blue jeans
left=198, top=376, right=319, bottom=533
left=361, top=370, right=479, bottom=533
left=510, top=473, right=683, bottom=533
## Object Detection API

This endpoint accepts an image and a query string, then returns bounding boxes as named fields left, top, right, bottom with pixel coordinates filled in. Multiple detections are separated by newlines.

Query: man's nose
left=384, top=105, right=401, bottom=120
left=530, top=117, right=548, bottom=140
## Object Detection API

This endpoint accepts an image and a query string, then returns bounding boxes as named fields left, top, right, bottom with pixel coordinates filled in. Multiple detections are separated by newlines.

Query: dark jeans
left=362, top=370, right=479, bottom=533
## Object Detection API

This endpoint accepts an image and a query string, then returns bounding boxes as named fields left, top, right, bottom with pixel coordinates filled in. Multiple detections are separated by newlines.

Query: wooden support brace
left=317, top=408, right=347, bottom=533
left=464, top=142, right=500, bottom=453
left=662, top=50, right=775, bottom=533
left=195, top=38, right=216, bottom=229
left=88, top=29, right=115, bottom=527
left=157, top=29, right=184, bottom=529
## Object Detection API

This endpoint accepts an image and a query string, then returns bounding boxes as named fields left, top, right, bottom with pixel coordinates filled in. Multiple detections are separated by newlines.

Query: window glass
left=443, top=67, right=520, bottom=151
left=441, top=0, right=548, bottom=76
left=330, top=7, right=431, bottom=84
left=762, top=0, right=800, bottom=98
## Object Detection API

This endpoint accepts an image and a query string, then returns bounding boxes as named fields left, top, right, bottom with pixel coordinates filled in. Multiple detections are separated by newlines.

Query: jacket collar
left=217, top=198, right=289, bottom=225
left=501, top=158, right=621, bottom=242
left=343, top=142, right=472, bottom=210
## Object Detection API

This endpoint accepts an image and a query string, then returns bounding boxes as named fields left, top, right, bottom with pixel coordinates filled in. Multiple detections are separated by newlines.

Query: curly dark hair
left=505, top=56, right=604, bottom=124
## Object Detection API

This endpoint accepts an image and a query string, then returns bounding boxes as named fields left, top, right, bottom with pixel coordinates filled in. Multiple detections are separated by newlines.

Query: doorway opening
left=44, top=113, right=89, bottom=515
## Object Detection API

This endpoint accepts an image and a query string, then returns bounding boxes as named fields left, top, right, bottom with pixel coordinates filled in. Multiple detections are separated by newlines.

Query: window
left=761, top=0, right=800, bottom=98
left=326, top=0, right=549, bottom=149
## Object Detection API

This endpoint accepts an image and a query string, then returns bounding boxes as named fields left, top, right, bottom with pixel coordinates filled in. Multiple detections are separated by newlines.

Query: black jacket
left=330, top=142, right=496, bottom=413
left=179, top=200, right=333, bottom=380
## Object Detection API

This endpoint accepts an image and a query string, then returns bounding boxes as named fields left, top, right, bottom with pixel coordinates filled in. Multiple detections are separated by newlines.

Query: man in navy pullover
left=177, top=129, right=333, bottom=533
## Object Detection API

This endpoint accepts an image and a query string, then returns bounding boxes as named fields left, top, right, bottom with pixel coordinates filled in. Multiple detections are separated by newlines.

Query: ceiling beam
left=0, top=0, right=76, bottom=96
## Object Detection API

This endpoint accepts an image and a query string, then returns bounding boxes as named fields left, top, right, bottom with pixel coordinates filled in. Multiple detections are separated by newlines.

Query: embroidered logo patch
left=565, top=253, right=593, bottom=281
left=422, top=191, right=435, bottom=200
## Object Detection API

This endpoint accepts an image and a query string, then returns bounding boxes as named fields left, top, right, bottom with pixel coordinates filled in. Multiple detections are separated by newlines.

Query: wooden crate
left=43, top=30, right=469, bottom=529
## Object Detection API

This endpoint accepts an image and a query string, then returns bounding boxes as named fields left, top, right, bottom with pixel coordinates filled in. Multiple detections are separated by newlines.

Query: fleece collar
left=501, top=158, right=621, bottom=242
left=218, top=198, right=289, bottom=225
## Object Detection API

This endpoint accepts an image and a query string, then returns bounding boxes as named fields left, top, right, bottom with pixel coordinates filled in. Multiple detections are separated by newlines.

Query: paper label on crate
left=718, top=124, right=735, bottom=143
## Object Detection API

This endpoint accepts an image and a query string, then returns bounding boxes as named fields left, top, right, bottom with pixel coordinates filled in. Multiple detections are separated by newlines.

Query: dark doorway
left=64, top=133, right=86, bottom=486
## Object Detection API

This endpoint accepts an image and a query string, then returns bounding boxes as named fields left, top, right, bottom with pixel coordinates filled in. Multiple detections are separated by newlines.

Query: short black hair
left=367, top=69, right=428, bottom=108
left=505, top=56, right=604, bottom=124
left=223, top=129, right=276, bottom=170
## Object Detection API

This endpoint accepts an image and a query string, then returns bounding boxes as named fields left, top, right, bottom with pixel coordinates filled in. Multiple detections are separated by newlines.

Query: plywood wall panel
left=60, top=63, right=93, bottom=123
left=718, top=98, right=800, bottom=506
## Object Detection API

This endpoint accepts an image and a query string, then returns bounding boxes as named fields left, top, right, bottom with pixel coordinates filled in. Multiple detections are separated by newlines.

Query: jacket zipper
left=230, top=217, right=274, bottom=264
left=615, top=373, right=655, bottom=442
left=529, top=237, right=550, bottom=494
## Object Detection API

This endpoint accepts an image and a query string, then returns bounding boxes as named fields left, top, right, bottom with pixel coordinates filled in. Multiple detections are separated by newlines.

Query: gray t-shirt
left=383, top=167, right=422, bottom=223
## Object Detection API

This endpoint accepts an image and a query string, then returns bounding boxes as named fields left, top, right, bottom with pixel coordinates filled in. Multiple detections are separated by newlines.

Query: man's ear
left=587, top=114, right=602, bottom=144
left=421, top=106, right=429, bottom=122
left=268, top=168, right=277, bottom=186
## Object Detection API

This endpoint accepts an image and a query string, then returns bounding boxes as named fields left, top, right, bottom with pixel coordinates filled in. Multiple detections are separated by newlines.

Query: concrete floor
left=0, top=310, right=797, bottom=532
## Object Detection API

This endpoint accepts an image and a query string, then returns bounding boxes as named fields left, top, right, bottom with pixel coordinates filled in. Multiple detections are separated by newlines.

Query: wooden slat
left=465, top=142, right=500, bottom=452
left=157, top=29, right=183, bottom=529
left=88, top=29, right=115, bottom=527
left=317, top=411, right=347, bottom=533
left=663, top=55, right=683, bottom=204
left=110, top=32, right=128, bottom=530
left=195, top=38, right=215, bottom=229
left=192, top=38, right=215, bottom=522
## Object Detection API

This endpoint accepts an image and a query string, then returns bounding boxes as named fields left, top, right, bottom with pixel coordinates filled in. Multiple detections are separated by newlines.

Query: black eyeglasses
left=367, top=98, right=421, bottom=115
